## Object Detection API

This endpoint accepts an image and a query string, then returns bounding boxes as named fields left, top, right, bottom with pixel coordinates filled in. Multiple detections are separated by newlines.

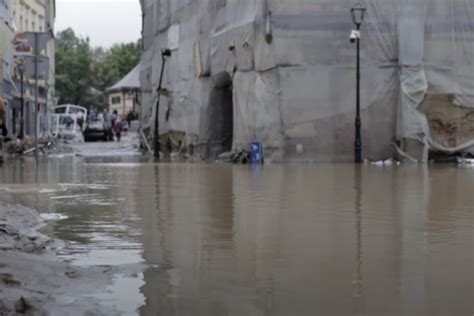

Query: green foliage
left=91, top=41, right=142, bottom=93
left=55, top=28, right=142, bottom=111
left=55, top=28, right=93, bottom=107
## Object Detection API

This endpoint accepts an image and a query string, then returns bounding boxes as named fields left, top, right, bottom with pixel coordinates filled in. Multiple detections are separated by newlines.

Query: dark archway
left=208, top=73, right=234, bottom=159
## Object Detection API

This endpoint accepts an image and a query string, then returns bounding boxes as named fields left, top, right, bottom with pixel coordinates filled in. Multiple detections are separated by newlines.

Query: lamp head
left=229, top=40, right=236, bottom=52
left=351, top=3, right=366, bottom=27
left=161, top=48, right=172, bottom=59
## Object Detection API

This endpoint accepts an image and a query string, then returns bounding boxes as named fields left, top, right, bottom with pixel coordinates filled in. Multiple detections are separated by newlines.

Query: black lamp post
left=16, top=61, right=25, bottom=137
left=154, top=48, right=172, bottom=159
left=351, top=3, right=366, bottom=163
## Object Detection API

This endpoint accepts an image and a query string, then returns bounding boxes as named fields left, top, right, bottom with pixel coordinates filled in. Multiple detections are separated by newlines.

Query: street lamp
left=350, top=3, right=366, bottom=163
left=15, top=60, right=25, bottom=137
left=18, top=62, right=25, bottom=138
left=154, top=48, right=172, bottom=159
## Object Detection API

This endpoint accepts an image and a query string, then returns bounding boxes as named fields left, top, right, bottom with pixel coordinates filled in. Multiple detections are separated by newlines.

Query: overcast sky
left=56, top=0, right=142, bottom=48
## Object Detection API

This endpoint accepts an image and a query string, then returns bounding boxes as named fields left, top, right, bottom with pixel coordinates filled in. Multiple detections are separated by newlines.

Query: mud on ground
left=0, top=202, right=119, bottom=316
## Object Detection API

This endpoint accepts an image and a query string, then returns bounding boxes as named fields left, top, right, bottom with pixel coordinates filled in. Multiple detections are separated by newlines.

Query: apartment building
left=10, top=0, right=55, bottom=137
left=0, top=0, right=14, bottom=133
left=12, top=0, right=46, bottom=32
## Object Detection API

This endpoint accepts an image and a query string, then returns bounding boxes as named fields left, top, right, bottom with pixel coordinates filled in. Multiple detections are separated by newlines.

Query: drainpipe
left=140, top=0, right=145, bottom=50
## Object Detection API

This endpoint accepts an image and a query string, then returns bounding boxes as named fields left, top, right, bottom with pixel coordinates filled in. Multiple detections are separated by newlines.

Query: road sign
left=13, top=32, right=49, bottom=57
left=23, top=56, right=50, bottom=81
left=13, top=33, right=32, bottom=56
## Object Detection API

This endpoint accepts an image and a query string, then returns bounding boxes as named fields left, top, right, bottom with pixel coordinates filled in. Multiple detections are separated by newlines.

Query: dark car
left=83, top=122, right=111, bottom=142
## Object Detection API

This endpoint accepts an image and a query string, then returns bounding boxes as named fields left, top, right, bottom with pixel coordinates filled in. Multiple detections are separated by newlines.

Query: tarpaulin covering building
left=139, top=0, right=474, bottom=162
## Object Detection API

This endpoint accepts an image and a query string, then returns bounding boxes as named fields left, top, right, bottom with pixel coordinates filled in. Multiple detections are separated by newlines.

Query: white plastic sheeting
left=140, top=0, right=474, bottom=161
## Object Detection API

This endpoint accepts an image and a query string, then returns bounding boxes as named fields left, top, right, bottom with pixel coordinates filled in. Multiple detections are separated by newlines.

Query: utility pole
left=44, top=0, right=49, bottom=138
left=34, top=32, right=39, bottom=164
left=19, top=63, right=24, bottom=137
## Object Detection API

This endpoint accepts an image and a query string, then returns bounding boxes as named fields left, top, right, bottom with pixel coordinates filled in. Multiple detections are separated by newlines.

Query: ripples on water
left=0, top=157, right=472, bottom=315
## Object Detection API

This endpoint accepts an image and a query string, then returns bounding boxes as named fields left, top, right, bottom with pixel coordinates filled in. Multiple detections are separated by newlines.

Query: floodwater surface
left=0, top=157, right=472, bottom=315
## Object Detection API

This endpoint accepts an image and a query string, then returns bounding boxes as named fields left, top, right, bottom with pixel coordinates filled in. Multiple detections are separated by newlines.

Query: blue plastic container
left=250, top=140, right=263, bottom=164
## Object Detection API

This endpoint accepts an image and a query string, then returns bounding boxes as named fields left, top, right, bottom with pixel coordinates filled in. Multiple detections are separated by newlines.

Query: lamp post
left=154, top=48, right=172, bottom=159
left=19, top=63, right=24, bottom=137
left=350, top=3, right=366, bottom=163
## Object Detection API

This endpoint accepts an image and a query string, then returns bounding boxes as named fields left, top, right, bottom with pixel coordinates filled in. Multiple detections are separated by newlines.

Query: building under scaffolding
left=139, top=0, right=474, bottom=162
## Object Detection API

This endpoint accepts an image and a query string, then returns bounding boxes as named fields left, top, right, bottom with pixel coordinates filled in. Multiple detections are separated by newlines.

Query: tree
left=92, top=40, right=142, bottom=92
left=55, top=28, right=94, bottom=107
left=55, top=29, right=142, bottom=111
left=106, top=41, right=142, bottom=78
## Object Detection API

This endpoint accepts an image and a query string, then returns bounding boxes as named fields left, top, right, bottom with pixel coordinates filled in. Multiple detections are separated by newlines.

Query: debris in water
left=457, top=157, right=474, bottom=165
left=40, top=213, right=69, bottom=221
left=369, top=158, right=401, bottom=166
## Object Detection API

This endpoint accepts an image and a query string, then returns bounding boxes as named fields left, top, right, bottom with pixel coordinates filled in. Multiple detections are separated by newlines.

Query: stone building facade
left=0, top=0, right=14, bottom=128
left=140, top=1, right=474, bottom=162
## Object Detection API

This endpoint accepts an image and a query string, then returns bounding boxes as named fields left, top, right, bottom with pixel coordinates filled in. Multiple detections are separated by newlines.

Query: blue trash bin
left=250, top=140, right=263, bottom=164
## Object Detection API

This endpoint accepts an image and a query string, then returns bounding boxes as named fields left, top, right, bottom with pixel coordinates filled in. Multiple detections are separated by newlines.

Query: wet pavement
left=0, top=150, right=473, bottom=315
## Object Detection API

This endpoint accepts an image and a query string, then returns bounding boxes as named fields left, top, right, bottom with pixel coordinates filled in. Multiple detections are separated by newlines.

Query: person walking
left=90, top=110, right=97, bottom=122
left=126, top=111, right=134, bottom=127
left=77, top=111, right=84, bottom=130
left=104, top=111, right=114, bottom=141
left=111, top=110, right=118, bottom=128
left=0, top=99, right=7, bottom=137
left=113, top=119, right=123, bottom=142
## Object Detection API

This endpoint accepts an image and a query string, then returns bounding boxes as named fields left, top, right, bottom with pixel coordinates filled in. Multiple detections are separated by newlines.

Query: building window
left=112, top=96, right=121, bottom=104
left=32, top=22, right=35, bottom=31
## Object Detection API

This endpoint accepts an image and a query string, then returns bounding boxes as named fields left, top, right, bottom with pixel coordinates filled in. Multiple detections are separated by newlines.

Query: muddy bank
left=0, top=202, right=119, bottom=316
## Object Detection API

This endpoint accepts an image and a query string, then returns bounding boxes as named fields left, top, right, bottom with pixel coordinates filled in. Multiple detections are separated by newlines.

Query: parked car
left=83, top=122, right=111, bottom=142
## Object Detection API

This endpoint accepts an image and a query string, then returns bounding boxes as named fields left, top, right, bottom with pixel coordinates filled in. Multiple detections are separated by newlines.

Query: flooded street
left=0, top=155, right=473, bottom=315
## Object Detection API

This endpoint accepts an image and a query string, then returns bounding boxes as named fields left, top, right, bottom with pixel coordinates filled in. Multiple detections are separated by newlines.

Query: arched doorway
left=208, top=73, right=234, bottom=159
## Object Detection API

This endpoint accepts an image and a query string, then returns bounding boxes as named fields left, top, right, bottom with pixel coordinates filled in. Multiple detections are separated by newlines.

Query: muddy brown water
left=0, top=157, right=472, bottom=315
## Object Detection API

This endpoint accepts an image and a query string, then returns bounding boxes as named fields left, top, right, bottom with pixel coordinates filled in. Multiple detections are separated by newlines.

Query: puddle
left=0, top=158, right=472, bottom=315
left=89, top=273, right=145, bottom=315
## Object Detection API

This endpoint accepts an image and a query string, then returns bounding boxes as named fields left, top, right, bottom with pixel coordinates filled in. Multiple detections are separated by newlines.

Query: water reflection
left=0, top=159, right=472, bottom=315
left=352, top=165, right=363, bottom=312
left=136, top=164, right=472, bottom=316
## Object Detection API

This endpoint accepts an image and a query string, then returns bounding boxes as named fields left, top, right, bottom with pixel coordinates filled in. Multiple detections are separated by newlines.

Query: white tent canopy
left=107, top=65, right=140, bottom=93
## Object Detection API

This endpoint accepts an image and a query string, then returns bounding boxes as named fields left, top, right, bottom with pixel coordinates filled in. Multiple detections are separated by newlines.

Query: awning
left=106, top=65, right=140, bottom=93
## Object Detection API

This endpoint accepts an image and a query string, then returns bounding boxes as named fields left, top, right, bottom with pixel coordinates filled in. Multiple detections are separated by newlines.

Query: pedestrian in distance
left=0, top=98, right=7, bottom=137
left=0, top=123, right=7, bottom=137
left=90, top=110, right=97, bottom=122
left=104, top=111, right=114, bottom=141
left=111, top=110, right=118, bottom=128
left=77, top=111, right=84, bottom=130
left=126, top=111, right=134, bottom=127
left=0, top=98, right=6, bottom=127
left=113, top=119, right=123, bottom=142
